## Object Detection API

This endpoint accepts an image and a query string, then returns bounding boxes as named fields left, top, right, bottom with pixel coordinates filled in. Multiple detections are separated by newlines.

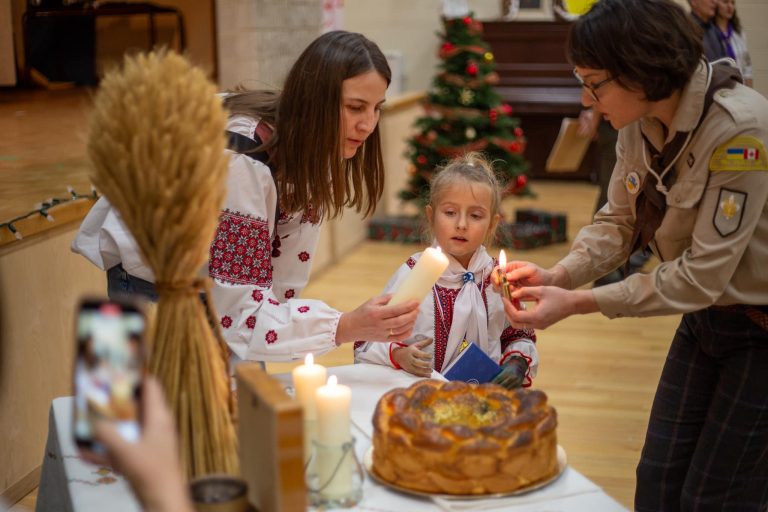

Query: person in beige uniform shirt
left=498, top=0, right=768, bottom=509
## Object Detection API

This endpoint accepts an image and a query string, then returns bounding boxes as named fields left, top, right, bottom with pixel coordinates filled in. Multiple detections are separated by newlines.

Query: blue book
left=441, top=341, right=502, bottom=384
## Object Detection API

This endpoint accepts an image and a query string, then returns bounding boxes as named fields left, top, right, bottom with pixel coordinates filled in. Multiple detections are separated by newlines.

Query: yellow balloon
left=563, top=0, right=596, bottom=15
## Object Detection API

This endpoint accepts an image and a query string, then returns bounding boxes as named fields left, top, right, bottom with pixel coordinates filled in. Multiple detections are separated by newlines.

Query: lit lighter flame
left=305, top=353, right=314, bottom=367
left=327, top=375, right=338, bottom=388
left=499, top=249, right=507, bottom=269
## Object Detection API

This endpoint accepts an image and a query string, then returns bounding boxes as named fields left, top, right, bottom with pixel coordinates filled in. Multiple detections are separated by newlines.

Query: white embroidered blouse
left=72, top=115, right=342, bottom=362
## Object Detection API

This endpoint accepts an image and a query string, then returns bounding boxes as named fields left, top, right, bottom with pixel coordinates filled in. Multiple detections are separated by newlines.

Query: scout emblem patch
left=710, top=135, right=768, bottom=171
left=713, top=188, right=746, bottom=237
left=625, top=171, right=640, bottom=194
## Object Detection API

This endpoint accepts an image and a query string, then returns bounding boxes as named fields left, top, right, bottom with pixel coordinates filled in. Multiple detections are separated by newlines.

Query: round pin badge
left=625, top=171, right=640, bottom=194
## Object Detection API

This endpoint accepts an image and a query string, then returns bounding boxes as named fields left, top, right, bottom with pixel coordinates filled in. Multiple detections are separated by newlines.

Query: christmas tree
left=400, top=14, right=530, bottom=208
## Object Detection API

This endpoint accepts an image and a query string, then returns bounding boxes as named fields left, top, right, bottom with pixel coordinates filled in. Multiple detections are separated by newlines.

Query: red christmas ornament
left=515, top=174, right=527, bottom=189
left=509, top=141, right=522, bottom=153
left=466, top=62, right=478, bottom=76
left=463, top=16, right=472, bottom=25
left=514, top=126, right=524, bottom=137
left=501, top=103, right=513, bottom=115
left=416, top=155, right=428, bottom=165
left=441, top=42, right=455, bottom=53
left=489, top=108, right=498, bottom=125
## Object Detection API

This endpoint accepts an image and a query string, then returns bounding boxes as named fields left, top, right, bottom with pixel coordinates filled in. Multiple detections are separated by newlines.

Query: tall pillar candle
left=315, top=375, right=352, bottom=498
left=389, top=246, right=450, bottom=306
left=291, top=353, right=326, bottom=463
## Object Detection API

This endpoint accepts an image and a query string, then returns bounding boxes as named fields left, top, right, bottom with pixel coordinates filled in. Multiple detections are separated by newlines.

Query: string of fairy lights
left=0, top=186, right=99, bottom=240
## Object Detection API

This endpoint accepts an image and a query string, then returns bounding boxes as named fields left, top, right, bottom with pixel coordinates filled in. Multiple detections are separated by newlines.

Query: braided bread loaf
left=372, top=380, right=558, bottom=495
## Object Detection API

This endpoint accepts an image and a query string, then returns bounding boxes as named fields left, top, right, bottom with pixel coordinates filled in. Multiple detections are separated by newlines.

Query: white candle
left=315, top=375, right=352, bottom=498
left=389, top=246, right=450, bottom=306
left=292, top=353, right=326, bottom=462
left=498, top=249, right=511, bottom=300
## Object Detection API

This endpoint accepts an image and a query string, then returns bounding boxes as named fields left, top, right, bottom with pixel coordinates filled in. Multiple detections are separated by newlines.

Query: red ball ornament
left=514, top=127, right=524, bottom=137
left=416, top=155, right=428, bottom=165
left=509, top=141, right=522, bottom=153
left=466, top=62, right=478, bottom=76
left=441, top=42, right=455, bottom=52
left=501, top=103, right=513, bottom=115
left=463, top=16, right=472, bottom=25
left=489, top=108, right=498, bottom=125
left=515, top=175, right=527, bottom=189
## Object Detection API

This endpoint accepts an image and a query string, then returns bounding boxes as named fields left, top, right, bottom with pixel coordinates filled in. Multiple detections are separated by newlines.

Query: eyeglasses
left=573, top=69, right=615, bottom=102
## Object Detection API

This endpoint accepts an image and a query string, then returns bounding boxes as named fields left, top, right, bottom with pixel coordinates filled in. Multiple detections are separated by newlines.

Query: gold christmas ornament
left=88, top=50, right=238, bottom=478
left=484, top=52, right=494, bottom=62
left=459, top=88, right=475, bottom=105
left=465, top=127, right=477, bottom=139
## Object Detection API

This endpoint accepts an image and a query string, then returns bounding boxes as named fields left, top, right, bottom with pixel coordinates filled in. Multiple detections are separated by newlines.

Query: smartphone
left=73, top=297, right=145, bottom=453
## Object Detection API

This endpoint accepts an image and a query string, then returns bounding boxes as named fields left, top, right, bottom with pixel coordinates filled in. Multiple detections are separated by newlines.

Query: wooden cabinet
left=484, top=20, right=598, bottom=181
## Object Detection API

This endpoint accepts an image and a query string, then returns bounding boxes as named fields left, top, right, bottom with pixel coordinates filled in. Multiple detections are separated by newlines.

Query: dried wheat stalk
left=87, top=50, right=238, bottom=477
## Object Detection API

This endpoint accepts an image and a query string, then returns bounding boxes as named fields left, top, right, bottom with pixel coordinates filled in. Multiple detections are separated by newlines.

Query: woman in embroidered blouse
left=73, top=31, right=420, bottom=363
left=354, top=153, right=537, bottom=389
left=715, top=0, right=753, bottom=87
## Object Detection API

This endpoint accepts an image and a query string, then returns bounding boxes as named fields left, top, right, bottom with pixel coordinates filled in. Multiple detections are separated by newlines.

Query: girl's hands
left=336, top=294, right=420, bottom=344
left=392, top=337, right=433, bottom=377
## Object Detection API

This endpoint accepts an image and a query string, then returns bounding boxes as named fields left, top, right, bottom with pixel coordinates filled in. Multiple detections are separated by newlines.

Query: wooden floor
left=3, top=87, right=678, bottom=510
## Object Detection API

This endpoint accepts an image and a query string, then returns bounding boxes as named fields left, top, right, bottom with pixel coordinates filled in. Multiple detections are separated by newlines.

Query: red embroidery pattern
left=268, top=298, right=280, bottom=306
left=285, top=289, right=295, bottom=299
left=251, top=290, right=263, bottom=302
left=432, top=281, right=490, bottom=372
left=500, top=325, right=537, bottom=352
left=265, top=330, right=278, bottom=344
left=406, top=257, right=417, bottom=269
left=210, top=211, right=272, bottom=286
left=432, top=286, right=458, bottom=372
left=221, top=316, right=233, bottom=329
left=298, top=306, right=310, bottom=313
left=298, top=251, right=310, bottom=262
left=246, top=316, right=256, bottom=329
left=301, top=204, right=320, bottom=225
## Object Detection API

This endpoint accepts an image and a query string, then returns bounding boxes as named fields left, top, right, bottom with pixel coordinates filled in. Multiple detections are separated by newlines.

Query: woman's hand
left=502, top=286, right=598, bottom=330
left=335, top=294, right=420, bottom=344
left=94, top=377, right=193, bottom=512
left=392, top=337, right=433, bottom=377
left=491, top=261, right=565, bottom=293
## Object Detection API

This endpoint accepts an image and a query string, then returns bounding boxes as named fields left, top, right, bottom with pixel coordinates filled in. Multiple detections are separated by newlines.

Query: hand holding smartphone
left=73, top=297, right=145, bottom=456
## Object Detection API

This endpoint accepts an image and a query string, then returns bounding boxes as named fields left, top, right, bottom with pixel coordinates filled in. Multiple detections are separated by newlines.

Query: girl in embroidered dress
left=72, top=31, right=420, bottom=363
left=354, top=153, right=537, bottom=389
left=715, top=0, right=753, bottom=87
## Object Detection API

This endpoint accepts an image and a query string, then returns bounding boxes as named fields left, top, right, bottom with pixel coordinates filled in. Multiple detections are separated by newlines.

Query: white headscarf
left=435, top=245, right=493, bottom=368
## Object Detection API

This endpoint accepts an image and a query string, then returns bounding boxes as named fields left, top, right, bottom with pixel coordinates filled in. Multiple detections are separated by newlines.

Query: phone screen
left=73, top=298, right=145, bottom=451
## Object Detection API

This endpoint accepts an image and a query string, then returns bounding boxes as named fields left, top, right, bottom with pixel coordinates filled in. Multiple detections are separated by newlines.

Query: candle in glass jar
left=315, top=375, right=352, bottom=497
left=389, top=246, right=450, bottom=306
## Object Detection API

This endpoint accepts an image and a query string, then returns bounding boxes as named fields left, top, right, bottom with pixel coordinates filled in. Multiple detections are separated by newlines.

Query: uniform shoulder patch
left=713, top=188, right=746, bottom=237
left=710, top=135, right=768, bottom=172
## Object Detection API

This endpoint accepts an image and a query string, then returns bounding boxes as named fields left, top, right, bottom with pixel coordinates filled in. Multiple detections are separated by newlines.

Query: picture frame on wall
left=501, top=0, right=555, bottom=21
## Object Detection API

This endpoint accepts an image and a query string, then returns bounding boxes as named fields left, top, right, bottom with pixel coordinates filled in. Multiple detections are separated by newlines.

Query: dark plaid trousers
left=636, top=306, right=768, bottom=511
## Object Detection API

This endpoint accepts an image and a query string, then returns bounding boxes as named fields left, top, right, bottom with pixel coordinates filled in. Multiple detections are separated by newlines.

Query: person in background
left=72, top=31, right=420, bottom=363
left=355, top=152, right=537, bottom=390
left=688, top=0, right=728, bottom=61
left=715, top=0, right=753, bottom=87
left=499, top=0, right=768, bottom=509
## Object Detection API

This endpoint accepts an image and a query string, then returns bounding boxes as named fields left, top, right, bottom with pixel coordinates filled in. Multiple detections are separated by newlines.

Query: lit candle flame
left=499, top=249, right=507, bottom=269
left=327, top=375, right=338, bottom=387
left=305, top=353, right=314, bottom=366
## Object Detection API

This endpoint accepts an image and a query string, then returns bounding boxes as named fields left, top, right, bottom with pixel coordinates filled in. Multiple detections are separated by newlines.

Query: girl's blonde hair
left=427, top=152, right=502, bottom=244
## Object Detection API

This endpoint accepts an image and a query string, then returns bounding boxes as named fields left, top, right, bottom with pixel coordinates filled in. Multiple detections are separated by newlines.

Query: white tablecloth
left=37, top=364, right=627, bottom=512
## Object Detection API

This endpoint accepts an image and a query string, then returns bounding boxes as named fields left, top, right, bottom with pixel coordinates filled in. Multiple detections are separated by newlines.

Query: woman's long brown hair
left=224, top=31, right=391, bottom=220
